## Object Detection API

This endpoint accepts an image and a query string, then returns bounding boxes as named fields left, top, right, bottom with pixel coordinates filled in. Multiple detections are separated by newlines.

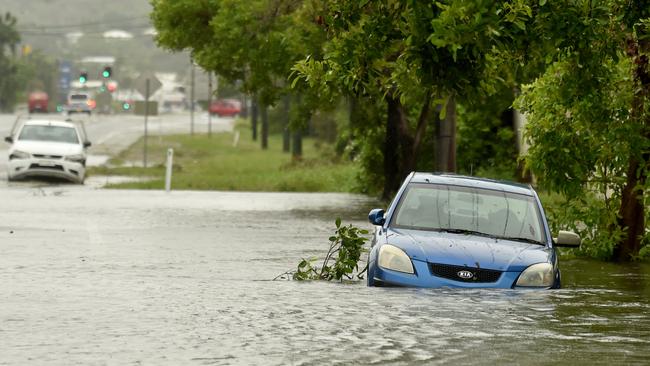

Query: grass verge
left=88, top=126, right=361, bottom=192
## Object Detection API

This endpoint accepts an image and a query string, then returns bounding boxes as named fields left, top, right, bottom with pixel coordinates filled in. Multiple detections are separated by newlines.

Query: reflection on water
left=0, top=189, right=649, bottom=365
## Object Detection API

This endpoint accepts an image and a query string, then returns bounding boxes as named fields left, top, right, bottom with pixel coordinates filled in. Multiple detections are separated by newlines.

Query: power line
left=20, top=24, right=153, bottom=37
left=17, top=16, right=150, bottom=31
left=19, top=32, right=156, bottom=40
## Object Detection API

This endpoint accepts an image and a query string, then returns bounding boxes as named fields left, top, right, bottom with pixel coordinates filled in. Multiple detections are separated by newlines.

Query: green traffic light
left=122, top=103, right=130, bottom=110
left=79, top=76, right=87, bottom=83
left=102, top=66, right=112, bottom=78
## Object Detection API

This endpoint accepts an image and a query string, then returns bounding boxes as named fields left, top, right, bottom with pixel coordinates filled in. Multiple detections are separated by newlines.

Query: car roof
left=409, top=172, right=534, bottom=196
left=23, top=119, right=77, bottom=128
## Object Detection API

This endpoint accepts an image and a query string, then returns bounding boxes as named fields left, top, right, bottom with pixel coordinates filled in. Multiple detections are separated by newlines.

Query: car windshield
left=70, top=94, right=88, bottom=101
left=18, top=125, right=79, bottom=144
left=392, top=183, right=545, bottom=243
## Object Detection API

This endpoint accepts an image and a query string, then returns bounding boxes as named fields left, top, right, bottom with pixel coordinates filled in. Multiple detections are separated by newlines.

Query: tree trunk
left=382, top=96, right=402, bottom=200
left=614, top=158, right=646, bottom=261
left=241, top=94, right=248, bottom=119
left=292, top=129, right=303, bottom=159
left=382, top=93, right=433, bottom=199
left=435, top=97, right=457, bottom=172
left=261, top=103, right=269, bottom=150
left=251, top=96, right=258, bottom=141
left=404, top=91, right=432, bottom=175
left=283, top=95, right=291, bottom=153
left=614, top=35, right=650, bottom=261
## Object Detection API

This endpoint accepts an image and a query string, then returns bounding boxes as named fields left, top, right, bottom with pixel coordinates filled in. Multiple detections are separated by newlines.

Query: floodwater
left=1, top=187, right=649, bottom=365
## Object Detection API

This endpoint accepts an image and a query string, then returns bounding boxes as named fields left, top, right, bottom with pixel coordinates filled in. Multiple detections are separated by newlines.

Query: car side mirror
left=368, top=209, right=385, bottom=226
left=554, top=230, right=581, bottom=247
left=4, top=136, right=12, bottom=143
left=83, top=141, right=92, bottom=148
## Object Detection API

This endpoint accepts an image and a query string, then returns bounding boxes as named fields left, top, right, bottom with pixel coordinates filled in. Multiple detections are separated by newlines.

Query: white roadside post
left=233, top=130, right=240, bottom=147
left=165, top=148, right=174, bottom=193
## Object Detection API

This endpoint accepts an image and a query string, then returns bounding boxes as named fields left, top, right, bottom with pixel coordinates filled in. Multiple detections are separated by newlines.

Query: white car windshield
left=392, top=183, right=545, bottom=244
left=18, top=125, right=79, bottom=144
left=70, top=94, right=88, bottom=101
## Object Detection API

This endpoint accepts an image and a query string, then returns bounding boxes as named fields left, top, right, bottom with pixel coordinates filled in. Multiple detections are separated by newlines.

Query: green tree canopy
left=0, top=12, right=20, bottom=112
left=517, top=0, right=650, bottom=260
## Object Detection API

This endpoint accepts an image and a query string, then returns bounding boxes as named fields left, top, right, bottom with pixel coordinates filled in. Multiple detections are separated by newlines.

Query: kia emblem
left=457, top=270, right=474, bottom=279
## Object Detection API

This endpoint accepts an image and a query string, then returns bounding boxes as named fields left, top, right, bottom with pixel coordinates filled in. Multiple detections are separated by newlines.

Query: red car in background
left=209, top=99, right=241, bottom=117
left=28, top=92, right=49, bottom=113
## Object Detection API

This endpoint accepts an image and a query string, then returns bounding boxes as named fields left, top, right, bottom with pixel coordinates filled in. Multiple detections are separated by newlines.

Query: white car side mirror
left=554, top=230, right=581, bottom=247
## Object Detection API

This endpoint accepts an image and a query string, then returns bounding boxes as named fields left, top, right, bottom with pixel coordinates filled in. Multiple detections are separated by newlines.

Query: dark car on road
left=367, top=173, right=581, bottom=289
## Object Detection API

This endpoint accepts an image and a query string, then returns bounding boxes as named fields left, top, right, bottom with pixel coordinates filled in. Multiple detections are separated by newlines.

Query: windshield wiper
left=496, top=236, right=545, bottom=245
left=435, top=229, right=545, bottom=245
left=435, top=228, right=497, bottom=239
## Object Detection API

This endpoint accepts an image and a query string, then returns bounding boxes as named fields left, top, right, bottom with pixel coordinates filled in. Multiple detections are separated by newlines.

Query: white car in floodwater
left=5, top=119, right=91, bottom=184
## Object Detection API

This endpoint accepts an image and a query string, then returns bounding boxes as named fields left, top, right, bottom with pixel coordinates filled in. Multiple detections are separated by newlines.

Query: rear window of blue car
left=391, top=183, right=545, bottom=243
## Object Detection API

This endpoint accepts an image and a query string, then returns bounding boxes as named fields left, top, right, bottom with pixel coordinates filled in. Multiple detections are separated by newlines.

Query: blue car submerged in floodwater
left=367, top=173, right=581, bottom=289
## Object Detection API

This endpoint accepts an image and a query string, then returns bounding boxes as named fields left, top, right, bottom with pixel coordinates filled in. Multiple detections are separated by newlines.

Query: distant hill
left=2, top=0, right=188, bottom=75
left=3, top=0, right=152, bottom=28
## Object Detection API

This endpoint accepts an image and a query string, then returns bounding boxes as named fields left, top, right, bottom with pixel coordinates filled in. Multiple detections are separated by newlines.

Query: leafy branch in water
left=275, top=218, right=369, bottom=281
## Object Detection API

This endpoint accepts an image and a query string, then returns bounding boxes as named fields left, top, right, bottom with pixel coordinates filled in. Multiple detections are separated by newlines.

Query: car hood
left=11, top=140, right=83, bottom=156
left=385, top=228, right=551, bottom=272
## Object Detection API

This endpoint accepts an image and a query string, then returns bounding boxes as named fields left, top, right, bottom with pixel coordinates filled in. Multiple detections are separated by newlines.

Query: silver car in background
left=5, top=119, right=91, bottom=183
left=66, top=93, right=93, bottom=115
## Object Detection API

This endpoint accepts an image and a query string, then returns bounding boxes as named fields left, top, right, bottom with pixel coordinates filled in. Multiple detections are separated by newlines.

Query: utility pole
left=143, top=79, right=150, bottom=168
left=261, top=103, right=268, bottom=149
left=251, top=96, right=258, bottom=141
left=190, top=58, right=195, bottom=136
left=208, top=71, right=213, bottom=137
left=283, top=95, right=291, bottom=153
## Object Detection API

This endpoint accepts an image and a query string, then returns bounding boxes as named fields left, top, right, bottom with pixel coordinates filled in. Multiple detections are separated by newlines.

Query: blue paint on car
left=367, top=173, right=580, bottom=289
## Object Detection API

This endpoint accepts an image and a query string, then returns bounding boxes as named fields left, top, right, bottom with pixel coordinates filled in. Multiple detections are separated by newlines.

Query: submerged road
left=0, top=111, right=233, bottom=186
left=1, top=186, right=650, bottom=365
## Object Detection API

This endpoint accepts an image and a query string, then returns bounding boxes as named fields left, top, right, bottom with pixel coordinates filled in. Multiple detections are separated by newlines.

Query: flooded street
left=1, top=187, right=649, bottom=365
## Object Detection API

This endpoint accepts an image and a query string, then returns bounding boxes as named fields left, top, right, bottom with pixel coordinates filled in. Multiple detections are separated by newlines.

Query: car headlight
left=378, top=244, right=414, bottom=274
left=9, top=150, right=30, bottom=160
left=516, top=263, right=554, bottom=287
left=65, top=154, right=86, bottom=164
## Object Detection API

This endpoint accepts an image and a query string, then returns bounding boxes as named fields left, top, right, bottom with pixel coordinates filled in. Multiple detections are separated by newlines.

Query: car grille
left=33, top=154, right=62, bottom=159
left=29, top=163, right=64, bottom=171
left=429, top=263, right=502, bottom=283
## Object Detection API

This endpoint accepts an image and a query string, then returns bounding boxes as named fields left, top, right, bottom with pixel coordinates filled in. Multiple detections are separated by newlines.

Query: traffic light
left=122, top=102, right=131, bottom=110
left=79, top=72, right=88, bottom=84
left=102, top=66, right=112, bottom=78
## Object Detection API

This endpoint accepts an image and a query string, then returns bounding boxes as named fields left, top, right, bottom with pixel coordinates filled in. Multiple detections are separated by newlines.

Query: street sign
left=134, top=101, right=158, bottom=116
left=58, top=60, right=72, bottom=102
left=134, top=71, right=162, bottom=169
left=134, top=71, right=162, bottom=98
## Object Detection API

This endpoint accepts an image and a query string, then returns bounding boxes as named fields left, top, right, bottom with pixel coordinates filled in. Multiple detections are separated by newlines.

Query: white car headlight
left=378, top=244, right=414, bottom=274
left=65, top=154, right=86, bottom=163
left=516, top=263, right=554, bottom=287
left=9, top=150, right=30, bottom=160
